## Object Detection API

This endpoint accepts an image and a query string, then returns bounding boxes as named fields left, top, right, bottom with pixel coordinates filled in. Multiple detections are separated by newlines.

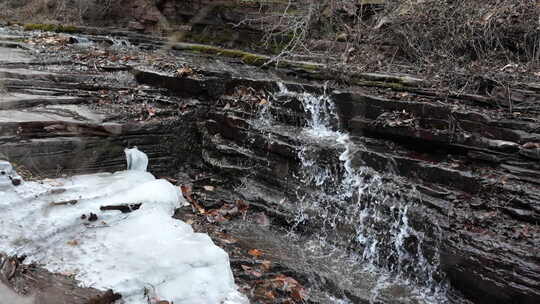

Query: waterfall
left=259, top=83, right=448, bottom=303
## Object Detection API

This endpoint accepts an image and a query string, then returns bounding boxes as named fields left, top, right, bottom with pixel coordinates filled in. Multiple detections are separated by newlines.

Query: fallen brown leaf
left=236, top=199, right=250, bottom=213
left=161, top=176, right=178, bottom=184
left=271, top=274, right=301, bottom=292
left=291, top=286, right=307, bottom=301
left=248, top=249, right=264, bottom=258
left=261, top=260, right=272, bottom=272
left=219, top=234, right=238, bottom=244
left=66, top=240, right=79, bottom=246
left=206, top=211, right=228, bottom=223
left=264, top=290, right=276, bottom=301
left=241, top=265, right=263, bottom=278
left=180, top=185, right=205, bottom=214
left=523, top=142, right=540, bottom=149
left=175, top=66, right=193, bottom=78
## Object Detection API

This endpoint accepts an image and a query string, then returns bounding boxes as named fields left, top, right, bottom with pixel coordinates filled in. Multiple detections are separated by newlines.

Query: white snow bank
left=0, top=155, right=248, bottom=303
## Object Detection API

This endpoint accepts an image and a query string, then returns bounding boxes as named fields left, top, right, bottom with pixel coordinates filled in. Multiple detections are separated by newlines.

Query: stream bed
left=0, top=24, right=539, bottom=304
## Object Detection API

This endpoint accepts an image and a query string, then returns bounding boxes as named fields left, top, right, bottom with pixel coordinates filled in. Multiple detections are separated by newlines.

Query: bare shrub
left=234, top=1, right=385, bottom=64
left=376, top=0, right=540, bottom=66
left=244, top=0, right=540, bottom=70
left=1, top=0, right=117, bottom=24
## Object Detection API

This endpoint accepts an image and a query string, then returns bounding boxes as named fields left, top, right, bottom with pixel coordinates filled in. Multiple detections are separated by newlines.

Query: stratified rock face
left=0, top=24, right=538, bottom=304
left=0, top=31, right=198, bottom=177
left=135, top=62, right=539, bottom=302
left=1, top=251, right=122, bottom=304
left=145, top=68, right=539, bottom=304
left=332, top=91, right=540, bottom=304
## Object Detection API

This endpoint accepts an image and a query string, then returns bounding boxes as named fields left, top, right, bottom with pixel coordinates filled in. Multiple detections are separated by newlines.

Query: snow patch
left=0, top=156, right=247, bottom=303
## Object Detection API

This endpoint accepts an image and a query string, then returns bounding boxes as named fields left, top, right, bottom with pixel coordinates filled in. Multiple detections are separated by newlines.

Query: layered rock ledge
left=0, top=24, right=538, bottom=304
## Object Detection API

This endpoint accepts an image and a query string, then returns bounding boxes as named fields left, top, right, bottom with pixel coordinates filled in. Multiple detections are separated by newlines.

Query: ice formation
left=125, top=146, right=148, bottom=171
left=0, top=160, right=22, bottom=189
left=0, top=151, right=247, bottom=304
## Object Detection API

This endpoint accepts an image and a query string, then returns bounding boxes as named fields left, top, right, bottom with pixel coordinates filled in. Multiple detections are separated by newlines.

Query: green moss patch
left=172, top=43, right=268, bottom=65
left=23, top=24, right=81, bottom=34
left=171, top=42, right=424, bottom=90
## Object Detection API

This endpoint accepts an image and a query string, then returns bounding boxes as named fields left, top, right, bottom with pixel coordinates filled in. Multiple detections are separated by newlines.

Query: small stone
left=203, top=185, right=215, bottom=191
left=128, top=21, right=145, bottom=31
left=486, top=139, right=519, bottom=152
left=88, top=213, right=98, bottom=222
left=11, top=178, right=21, bottom=186
left=142, top=12, right=161, bottom=23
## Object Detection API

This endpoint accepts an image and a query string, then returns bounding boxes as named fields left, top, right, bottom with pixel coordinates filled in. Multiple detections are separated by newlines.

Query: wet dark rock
left=88, top=213, right=98, bottom=222
left=1, top=252, right=119, bottom=304
left=1, top=24, right=538, bottom=304
left=100, top=203, right=142, bottom=213
left=0, top=36, right=199, bottom=177
left=87, top=290, right=122, bottom=304
left=190, top=77, right=539, bottom=304
left=10, top=177, right=21, bottom=186
left=127, top=21, right=145, bottom=32
left=136, top=59, right=539, bottom=303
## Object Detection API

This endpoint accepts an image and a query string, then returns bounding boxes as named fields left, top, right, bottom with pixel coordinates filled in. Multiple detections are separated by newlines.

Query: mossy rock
left=350, top=78, right=406, bottom=90
left=172, top=41, right=423, bottom=91
left=242, top=54, right=267, bottom=66
left=23, top=24, right=81, bottom=34
left=172, top=42, right=328, bottom=73
left=358, top=0, right=386, bottom=4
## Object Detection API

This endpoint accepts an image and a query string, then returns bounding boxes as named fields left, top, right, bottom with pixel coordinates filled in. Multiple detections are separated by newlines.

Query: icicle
left=125, top=147, right=149, bottom=171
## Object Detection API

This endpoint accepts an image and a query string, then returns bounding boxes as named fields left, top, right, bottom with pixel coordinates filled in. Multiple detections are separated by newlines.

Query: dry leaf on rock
left=261, top=260, right=272, bottom=272
left=248, top=249, right=263, bottom=257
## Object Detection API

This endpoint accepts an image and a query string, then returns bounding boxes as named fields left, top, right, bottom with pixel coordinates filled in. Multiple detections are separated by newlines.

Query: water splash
left=264, top=83, right=448, bottom=303
left=108, top=36, right=132, bottom=49
left=70, top=35, right=94, bottom=47
left=276, top=82, right=339, bottom=137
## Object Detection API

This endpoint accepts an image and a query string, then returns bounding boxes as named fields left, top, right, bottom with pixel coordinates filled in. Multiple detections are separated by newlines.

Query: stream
left=0, top=23, right=538, bottom=304
left=244, top=83, right=448, bottom=303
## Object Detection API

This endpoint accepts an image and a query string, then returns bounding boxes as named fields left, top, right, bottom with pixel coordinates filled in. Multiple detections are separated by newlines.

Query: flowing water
left=252, top=83, right=448, bottom=303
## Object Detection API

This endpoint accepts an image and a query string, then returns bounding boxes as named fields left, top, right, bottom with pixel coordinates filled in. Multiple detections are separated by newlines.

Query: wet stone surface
left=0, top=24, right=538, bottom=304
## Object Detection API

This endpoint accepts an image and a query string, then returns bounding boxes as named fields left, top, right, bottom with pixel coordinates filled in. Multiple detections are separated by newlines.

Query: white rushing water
left=260, top=83, right=448, bottom=303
